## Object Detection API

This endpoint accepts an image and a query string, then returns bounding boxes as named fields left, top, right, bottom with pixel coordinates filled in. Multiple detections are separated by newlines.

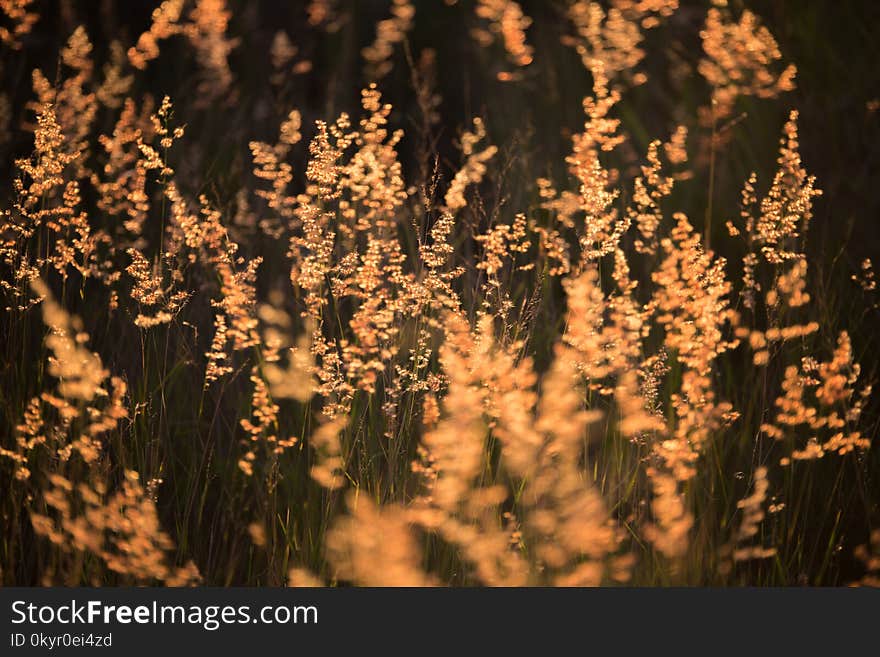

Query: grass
left=0, top=0, right=878, bottom=587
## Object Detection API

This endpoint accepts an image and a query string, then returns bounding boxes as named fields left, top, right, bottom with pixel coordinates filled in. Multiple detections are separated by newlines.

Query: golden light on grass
left=0, top=0, right=875, bottom=588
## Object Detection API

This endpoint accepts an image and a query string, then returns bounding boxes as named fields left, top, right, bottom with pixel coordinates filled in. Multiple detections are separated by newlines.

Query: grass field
left=1, top=0, right=878, bottom=586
